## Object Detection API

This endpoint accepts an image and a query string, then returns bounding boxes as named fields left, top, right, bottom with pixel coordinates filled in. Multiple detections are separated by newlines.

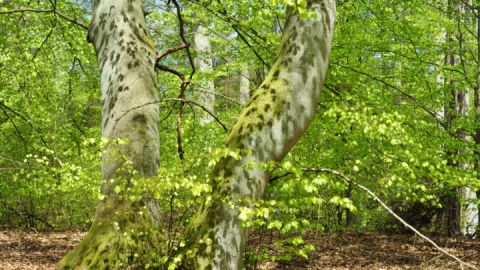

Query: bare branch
left=156, top=43, right=188, bottom=61
left=155, top=64, right=185, bottom=79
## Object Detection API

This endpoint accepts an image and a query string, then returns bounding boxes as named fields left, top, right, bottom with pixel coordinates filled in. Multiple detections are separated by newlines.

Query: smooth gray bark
left=183, top=1, right=337, bottom=268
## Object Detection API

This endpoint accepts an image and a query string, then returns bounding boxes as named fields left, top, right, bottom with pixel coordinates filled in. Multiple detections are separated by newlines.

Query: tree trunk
left=183, top=1, right=336, bottom=268
left=59, top=0, right=160, bottom=268
left=475, top=2, right=480, bottom=236
left=437, top=0, right=467, bottom=236
left=239, top=69, right=250, bottom=105
left=194, top=24, right=215, bottom=125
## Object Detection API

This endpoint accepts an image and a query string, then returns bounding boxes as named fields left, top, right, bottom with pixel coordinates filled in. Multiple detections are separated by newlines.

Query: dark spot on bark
left=264, top=104, right=271, bottom=112
left=272, top=69, right=280, bottom=80
left=282, top=119, right=289, bottom=134
left=291, top=28, right=298, bottom=40
left=299, top=104, right=306, bottom=114
left=302, top=72, right=308, bottom=84
left=223, top=168, right=233, bottom=178
left=133, top=114, right=147, bottom=124
left=118, top=86, right=123, bottom=92
left=109, top=20, right=115, bottom=30
left=258, top=148, right=265, bottom=161
left=285, top=101, right=292, bottom=110
left=118, top=74, right=124, bottom=82
left=243, top=170, right=249, bottom=180
left=128, top=62, right=132, bottom=69
left=109, top=100, right=115, bottom=112
left=299, top=20, right=305, bottom=27
left=134, top=61, right=140, bottom=67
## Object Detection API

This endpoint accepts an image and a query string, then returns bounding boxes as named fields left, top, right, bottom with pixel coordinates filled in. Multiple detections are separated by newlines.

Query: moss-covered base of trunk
left=59, top=198, right=160, bottom=269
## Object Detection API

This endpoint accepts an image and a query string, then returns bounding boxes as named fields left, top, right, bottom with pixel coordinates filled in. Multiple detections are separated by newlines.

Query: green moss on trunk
left=59, top=198, right=160, bottom=269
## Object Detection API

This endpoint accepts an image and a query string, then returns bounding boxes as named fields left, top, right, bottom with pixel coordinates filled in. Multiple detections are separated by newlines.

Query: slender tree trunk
left=475, top=2, right=480, bottom=236
left=194, top=24, right=215, bottom=125
left=437, top=0, right=466, bottom=236
left=59, top=0, right=160, bottom=268
left=183, top=1, right=336, bottom=268
left=239, top=69, right=250, bottom=105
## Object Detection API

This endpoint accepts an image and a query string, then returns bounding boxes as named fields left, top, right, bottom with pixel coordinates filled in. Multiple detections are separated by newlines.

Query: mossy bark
left=59, top=197, right=159, bottom=269
left=59, top=0, right=160, bottom=268
left=183, top=1, right=337, bottom=269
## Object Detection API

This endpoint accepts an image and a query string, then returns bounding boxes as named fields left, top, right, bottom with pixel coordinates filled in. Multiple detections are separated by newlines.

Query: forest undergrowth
left=0, top=230, right=478, bottom=270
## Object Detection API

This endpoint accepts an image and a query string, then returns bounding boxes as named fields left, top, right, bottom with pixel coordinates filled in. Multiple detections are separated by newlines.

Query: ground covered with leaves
left=0, top=230, right=478, bottom=269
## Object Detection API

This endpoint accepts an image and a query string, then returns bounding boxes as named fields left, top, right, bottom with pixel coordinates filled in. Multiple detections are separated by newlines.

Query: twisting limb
left=294, top=168, right=479, bottom=270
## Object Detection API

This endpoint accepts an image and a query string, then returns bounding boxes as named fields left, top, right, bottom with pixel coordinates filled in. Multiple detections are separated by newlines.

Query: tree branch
left=156, top=43, right=188, bottom=61
left=276, top=168, right=480, bottom=270
left=155, top=64, right=185, bottom=79
left=0, top=8, right=88, bottom=30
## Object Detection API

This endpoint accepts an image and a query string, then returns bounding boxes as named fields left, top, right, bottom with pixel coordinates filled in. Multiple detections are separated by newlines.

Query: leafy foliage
left=1, top=0, right=479, bottom=267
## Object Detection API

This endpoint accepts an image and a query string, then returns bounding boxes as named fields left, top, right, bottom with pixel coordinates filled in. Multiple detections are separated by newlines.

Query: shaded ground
left=0, top=230, right=478, bottom=269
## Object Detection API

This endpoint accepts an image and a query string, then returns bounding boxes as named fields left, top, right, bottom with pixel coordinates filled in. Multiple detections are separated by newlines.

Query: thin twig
left=113, top=98, right=228, bottom=132
left=0, top=8, right=88, bottom=29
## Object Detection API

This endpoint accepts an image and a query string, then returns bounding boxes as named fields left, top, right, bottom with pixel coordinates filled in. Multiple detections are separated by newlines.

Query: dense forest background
left=0, top=0, right=480, bottom=268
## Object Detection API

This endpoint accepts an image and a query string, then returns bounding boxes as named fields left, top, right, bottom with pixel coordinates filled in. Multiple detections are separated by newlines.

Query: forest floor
left=0, top=230, right=478, bottom=269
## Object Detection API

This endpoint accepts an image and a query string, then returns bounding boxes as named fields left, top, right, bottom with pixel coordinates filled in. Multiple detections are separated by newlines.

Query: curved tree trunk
left=184, top=1, right=336, bottom=268
left=59, top=0, right=160, bottom=268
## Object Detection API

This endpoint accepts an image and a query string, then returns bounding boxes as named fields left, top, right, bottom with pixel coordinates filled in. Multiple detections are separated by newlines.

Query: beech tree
left=59, top=0, right=161, bottom=268
left=58, top=0, right=335, bottom=268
